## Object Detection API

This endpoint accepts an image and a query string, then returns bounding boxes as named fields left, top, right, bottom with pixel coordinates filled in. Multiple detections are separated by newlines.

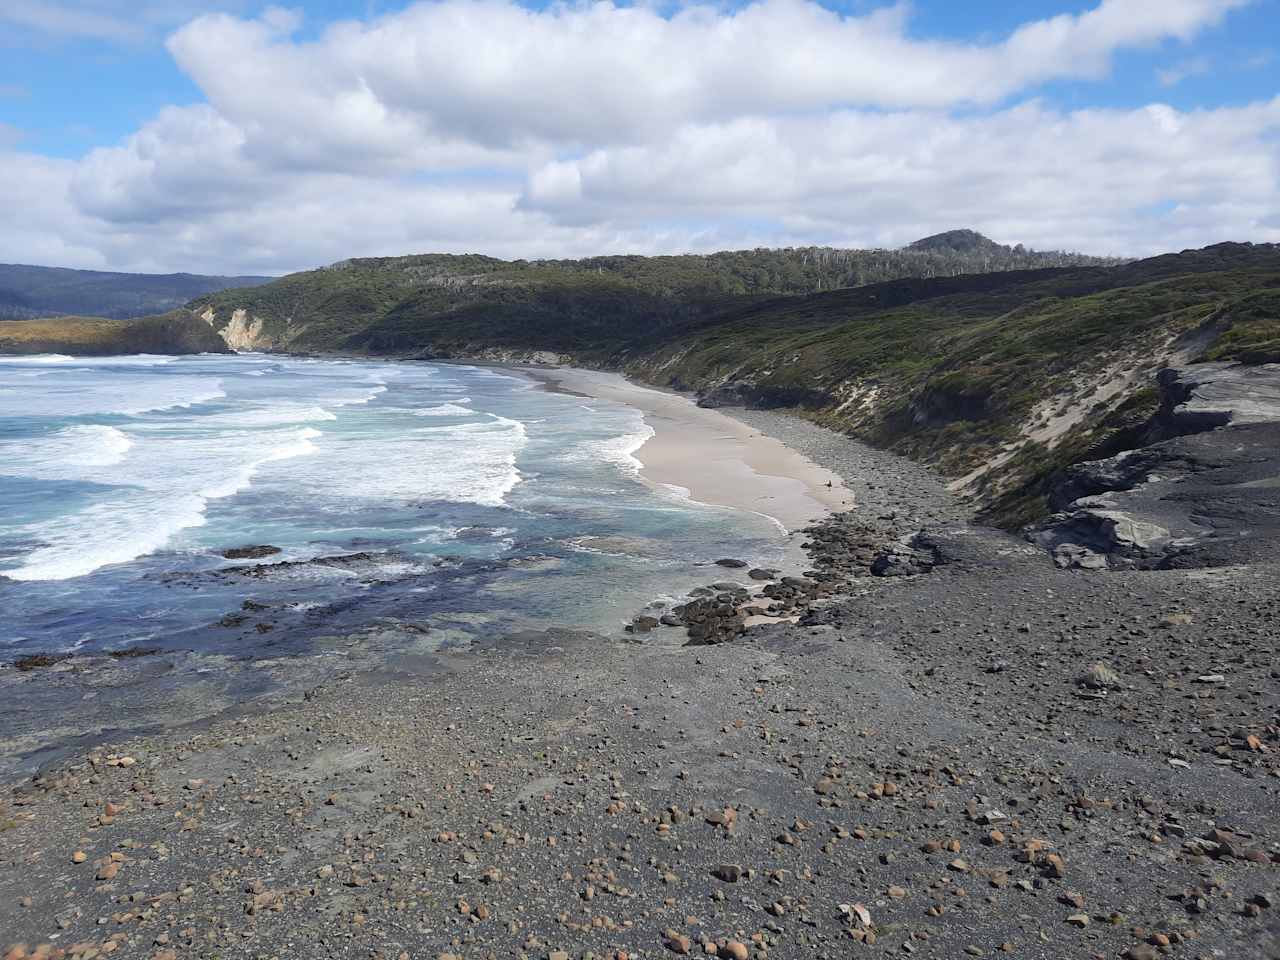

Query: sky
left=0, top=0, right=1277, bottom=276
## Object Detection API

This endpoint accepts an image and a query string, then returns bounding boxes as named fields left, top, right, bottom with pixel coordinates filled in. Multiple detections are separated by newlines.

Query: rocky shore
left=3, top=393, right=1279, bottom=960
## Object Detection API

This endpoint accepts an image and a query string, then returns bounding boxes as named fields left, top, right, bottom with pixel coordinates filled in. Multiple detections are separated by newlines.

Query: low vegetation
left=191, top=236, right=1276, bottom=528
left=190, top=232, right=1119, bottom=353
left=0, top=311, right=229, bottom=356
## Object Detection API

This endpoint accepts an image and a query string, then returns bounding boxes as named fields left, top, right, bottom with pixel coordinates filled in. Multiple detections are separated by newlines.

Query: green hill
left=192, top=238, right=1279, bottom=527
left=189, top=235, right=1117, bottom=353
left=0, top=263, right=271, bottom=321
left=0, top=311, right=231, bottom=356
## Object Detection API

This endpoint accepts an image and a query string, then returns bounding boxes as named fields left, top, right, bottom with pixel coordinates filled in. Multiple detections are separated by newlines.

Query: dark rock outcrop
left=220, top=545, right=282, bottom=560
left=696, top=381, right=830, bottom=410
left=1031, top=363, right=1280, bottom=569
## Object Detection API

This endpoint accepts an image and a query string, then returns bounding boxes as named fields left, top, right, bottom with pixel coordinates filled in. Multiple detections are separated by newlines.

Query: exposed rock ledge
left=1030, top=363, right=1280, bottom=570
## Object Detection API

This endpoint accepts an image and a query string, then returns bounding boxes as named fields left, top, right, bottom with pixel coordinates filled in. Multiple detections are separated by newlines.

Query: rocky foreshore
left=2, top=406, right=1279, bottom=960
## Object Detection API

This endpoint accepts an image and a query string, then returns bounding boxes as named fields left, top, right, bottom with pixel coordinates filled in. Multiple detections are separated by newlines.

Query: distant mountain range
left=0, top=264, right=272, bottom=321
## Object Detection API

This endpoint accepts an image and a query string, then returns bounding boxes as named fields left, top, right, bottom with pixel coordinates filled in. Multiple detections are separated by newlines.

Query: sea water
left=0, top=354, right=790, bottom=661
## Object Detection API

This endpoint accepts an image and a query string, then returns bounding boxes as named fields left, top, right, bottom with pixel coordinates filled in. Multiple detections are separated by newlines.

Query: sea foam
left=0, top=425, right=134, bottom=475
left=0, top=425, right=322, bottom=582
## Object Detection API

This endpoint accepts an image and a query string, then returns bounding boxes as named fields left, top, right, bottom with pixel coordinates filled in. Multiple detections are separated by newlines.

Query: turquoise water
left=0, top=354, right=787, bottom=659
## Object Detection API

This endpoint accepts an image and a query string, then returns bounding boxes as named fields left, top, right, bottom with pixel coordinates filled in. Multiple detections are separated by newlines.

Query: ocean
left=0, top=354, right=791, bottom=667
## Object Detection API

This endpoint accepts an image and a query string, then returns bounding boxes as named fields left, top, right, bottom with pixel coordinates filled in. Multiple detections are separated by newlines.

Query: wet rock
left=12, top=653, right=73, bottom=672
left=219, top=544, right=281, bottom=560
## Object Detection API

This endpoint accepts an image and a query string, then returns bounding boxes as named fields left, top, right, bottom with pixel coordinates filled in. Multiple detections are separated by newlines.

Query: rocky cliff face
left=1030, top=363, right=1280, bottom=570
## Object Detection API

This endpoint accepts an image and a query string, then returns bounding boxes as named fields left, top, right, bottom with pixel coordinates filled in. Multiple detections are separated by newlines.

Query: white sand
left=534, top=368, right=853, bottom=534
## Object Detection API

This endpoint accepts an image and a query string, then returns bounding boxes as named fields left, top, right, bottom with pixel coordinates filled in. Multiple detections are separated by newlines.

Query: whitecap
left=593, top=423, right=655, bottom=476
left=0, top=354, right=74, bottom=364
left=0, top=425, right=322, bottom=582
left=0, top=425, right=134, bottom=476
left=557, top=414, right=655, bottom=478
left=1, top=492, right=210, bottom=582
left=285, top=413, right=527, bottom=508
left=413, top=401, right=473, bottom=417
left=200, top=405, right=338, bottom=427
left=0, top=374, right=225, bottom=418
left=316, top=383, right=387, bottom=407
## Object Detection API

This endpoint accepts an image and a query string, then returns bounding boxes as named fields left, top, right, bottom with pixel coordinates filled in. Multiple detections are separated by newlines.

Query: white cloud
left=167, top=0, right=1253, bottom=154
left=1158, top=56, right=1213, bottom=86
left=0, top=0, right=250, bottom=43
left=0, top=151, right=109, bottom=268
left=521, top=99, right=1280, bottom=255
left=0, top=0, right=1273, bottom=275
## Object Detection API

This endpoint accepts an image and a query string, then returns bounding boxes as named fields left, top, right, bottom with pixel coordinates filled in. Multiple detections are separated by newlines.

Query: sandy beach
left=526, top=366, right=852, bottom=533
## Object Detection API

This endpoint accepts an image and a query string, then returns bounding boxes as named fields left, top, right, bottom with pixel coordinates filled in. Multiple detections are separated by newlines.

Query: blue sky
left=4, top=0, right=1274, bottom=159
left=0, top=0, right=1276, bottom=273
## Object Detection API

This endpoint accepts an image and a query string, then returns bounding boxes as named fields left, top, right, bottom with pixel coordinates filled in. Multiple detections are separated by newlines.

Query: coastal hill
left=0, top=311, right=231, bottom=356
left=187, top=233, right=1115, bottom=354
left=0, top=263, right=270, bottom=321
left=4, top=233, right=1275, bottom=535
left=191, top=237, right=1279, bottom=529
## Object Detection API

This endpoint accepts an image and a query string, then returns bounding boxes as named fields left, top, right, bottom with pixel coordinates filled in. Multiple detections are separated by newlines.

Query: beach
left=2, top=370, right=1278, bottom=960
left=525, top=366, right=852, bottom=534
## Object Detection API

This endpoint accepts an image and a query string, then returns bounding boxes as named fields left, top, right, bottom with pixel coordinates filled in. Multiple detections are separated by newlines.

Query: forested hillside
left=0, top=264, right=270, bottom=321
left=193, top=238, right=1279, bottom=527
left=190, top=232, right=1117, bottom=352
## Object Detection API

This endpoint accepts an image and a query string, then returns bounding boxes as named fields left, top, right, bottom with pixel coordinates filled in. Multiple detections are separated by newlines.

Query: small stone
left=1079, top=662, right=1119, bottom=689
left=713, top=864, right=743, bottom=883
left=1066, top=913, right=1090, bottom=927
left=723, top=942, right=749, bottom=960
left=947, top=859, right=970, bottom=873
left=840, top=903, right=872, bottom=927
left=72, top=851, right=87, bottom=864
left=666, top=931, right=692, bottom=954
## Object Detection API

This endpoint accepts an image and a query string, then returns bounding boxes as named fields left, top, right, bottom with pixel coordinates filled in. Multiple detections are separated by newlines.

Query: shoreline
left=0, top=355, right=870, bottom=778
left=519, top=365, right=853, bottom=535
left=3, top=360, right=1278, bottom=960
